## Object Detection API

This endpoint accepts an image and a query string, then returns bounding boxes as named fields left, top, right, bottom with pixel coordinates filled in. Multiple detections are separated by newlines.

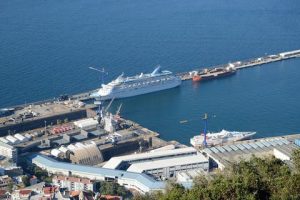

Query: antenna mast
left=202, top=113, right=208, bottom=147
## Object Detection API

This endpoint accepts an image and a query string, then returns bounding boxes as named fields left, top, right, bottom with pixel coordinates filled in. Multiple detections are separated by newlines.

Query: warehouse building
left=66, top=142, right=103, bottom=165
left=73, top=118, right=98, bottom=129
left=127, top=154, right=209, bottom=180
left=30, top=154, right=165, bottom=194
left=202, top=137, right=293, bottom=170
left=103, top=147, right=198, bottom=170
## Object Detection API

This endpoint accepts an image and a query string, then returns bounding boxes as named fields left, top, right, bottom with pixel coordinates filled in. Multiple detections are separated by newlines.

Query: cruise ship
left=91, top=66, right=181, bottom=100
left=190, top=129, right=256, bottom=147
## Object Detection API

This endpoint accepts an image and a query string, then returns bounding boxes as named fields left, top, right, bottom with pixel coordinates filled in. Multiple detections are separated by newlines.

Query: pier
left=1, top=49, right=300, bottom=135
left=178, top=49, right=300, bottom=80
left=75, top=49, right=300, bottom=100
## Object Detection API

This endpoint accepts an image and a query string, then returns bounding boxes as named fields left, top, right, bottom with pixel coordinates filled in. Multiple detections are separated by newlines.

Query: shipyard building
left=103, top=147, right=209, bottom=180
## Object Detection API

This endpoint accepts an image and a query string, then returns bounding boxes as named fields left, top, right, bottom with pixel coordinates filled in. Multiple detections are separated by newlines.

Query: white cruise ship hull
left=94, top=78, right=181, bottom=101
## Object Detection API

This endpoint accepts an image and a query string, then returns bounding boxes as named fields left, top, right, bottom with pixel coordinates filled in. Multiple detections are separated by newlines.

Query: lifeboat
left=192, top=75, right=201, bottom=82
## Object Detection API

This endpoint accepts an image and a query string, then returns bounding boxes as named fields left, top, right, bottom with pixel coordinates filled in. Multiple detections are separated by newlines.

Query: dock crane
left=88, top=66, right=107, bottom=85
left=88, top=66, right=108, bottom=123
left=114, top=103, right=123, bottom=120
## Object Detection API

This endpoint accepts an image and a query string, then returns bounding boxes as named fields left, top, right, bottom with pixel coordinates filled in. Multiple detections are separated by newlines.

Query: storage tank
left=6, top=136, right=19, bottom=144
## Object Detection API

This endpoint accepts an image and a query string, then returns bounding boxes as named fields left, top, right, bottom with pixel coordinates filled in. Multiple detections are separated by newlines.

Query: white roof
left=58, top=146, right=69, bottom=153
left=150, top=145, right=176, bottom=152
left=0, top=141, right=14, bottom=149
left=50, top=149, right=62, bottom=157
left=102, top=158, right=123, bottom=169
left=0, top=138, right=10, bottom=144
left=127, top=154, right=208, bottom=173
left=14, top=134, right=27, bottom=141
left=6, top=136, right=19, bottom=144
left=103, top=147, right=197, bottom=169
left=73, top=118, right=98, bottom=128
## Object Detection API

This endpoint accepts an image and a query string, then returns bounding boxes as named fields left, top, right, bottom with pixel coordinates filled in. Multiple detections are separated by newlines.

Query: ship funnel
left=151, top=65, right=162, bottom=76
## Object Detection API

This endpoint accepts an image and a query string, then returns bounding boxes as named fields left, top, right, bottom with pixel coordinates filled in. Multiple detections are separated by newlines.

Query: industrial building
left=103, top=147, right=198, bottom=170
left=73, top=118, right=98, bottom=129
left=52, top=175, right=96, bottom=192
left=176, top=168, right=208, bottom=184
left=127, top=154, right=209, bottom=179
left=49, top=141, right=104, bottom=165
left=103, top=147, right=209, bottom=180
left=30, top=154, right=165, bottom=194
left=201, top=137, right=295, bottom=170
left=273, top=142, right=299, bottom=161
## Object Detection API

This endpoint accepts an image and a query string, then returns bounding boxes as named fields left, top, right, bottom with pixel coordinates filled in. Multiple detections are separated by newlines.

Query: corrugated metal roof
left=223, top=146, right=233, bottom=152
left=127, top=154, right=208, bottom=173
left=248, top=143, right=258, bottom=149
left=216, top=146, right=226, bottom=153
left=242, top=143, right=252, bottom=149
left=204, top=148, right=212, bottom=154
left=274, top=139, right=284, bottom=146
left=210, top=147, right=219, bottom=154
left=229, top=145, right=238, bottom=151
left=260, top=140, right=271, bottom=147
left=282, top=139, right=290, bottom=145
left=236, top=144, right=246, bottom=150
left=268, top=140, right=278, bottom=146
left=255, top=142, right=265, bottom=148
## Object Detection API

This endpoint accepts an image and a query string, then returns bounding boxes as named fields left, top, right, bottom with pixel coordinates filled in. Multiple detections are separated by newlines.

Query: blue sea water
left=0, top=0, right=300, bottom=144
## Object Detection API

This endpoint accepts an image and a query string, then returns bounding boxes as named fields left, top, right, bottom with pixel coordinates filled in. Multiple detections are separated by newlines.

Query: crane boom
left=104, top=98, right=115, bottom=113
left=116, top=103, right=123, bottom=115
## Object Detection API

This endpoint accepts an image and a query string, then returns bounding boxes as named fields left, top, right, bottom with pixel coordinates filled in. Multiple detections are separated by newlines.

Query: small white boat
left=190, top=129, right=256, bottom=147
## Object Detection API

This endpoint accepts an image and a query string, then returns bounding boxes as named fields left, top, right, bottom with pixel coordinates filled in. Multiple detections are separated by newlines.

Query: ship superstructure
left=91, top=66, right=181, bottom=100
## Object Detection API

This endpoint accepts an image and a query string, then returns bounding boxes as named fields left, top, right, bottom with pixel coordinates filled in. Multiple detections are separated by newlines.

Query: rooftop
left=127, top=154, right=208, bottom=173
left=0, top=141, right=14, bottom=149
left=53, top=175, right=94, bottom=184
left=103, top=147, right=197, bottom=169
left=30, top=154, right=165, bottom=191
left=202, top=137, right=295, bottom=169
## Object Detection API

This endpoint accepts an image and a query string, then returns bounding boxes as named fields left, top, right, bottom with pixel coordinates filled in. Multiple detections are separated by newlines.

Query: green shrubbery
left=134, top=149, right=300, bottom=200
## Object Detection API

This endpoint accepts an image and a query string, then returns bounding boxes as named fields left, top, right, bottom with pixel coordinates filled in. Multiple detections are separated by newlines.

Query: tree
left=22, top=175, right=30, bottom=187
left=7, top=182, right=14, bottom=193
left=99, top=181, right=128, bottom=197
left=136, top=155, right=300, bottom=200
left=292, top=149, right=300, bottom=173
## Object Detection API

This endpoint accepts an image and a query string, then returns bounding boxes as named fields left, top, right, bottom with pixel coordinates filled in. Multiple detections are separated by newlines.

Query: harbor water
left=1, top=0, right=300, bottom=144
